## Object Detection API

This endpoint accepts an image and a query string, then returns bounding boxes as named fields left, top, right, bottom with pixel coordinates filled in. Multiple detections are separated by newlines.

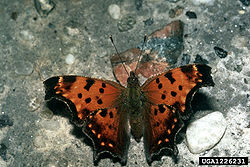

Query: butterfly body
left=125, top=71, right=145, bottom=142
left=44, top=64, right=214, bottom=164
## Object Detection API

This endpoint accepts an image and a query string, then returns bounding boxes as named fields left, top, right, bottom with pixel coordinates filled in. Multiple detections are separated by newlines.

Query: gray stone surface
left=0, top=0, right=249, bottom=167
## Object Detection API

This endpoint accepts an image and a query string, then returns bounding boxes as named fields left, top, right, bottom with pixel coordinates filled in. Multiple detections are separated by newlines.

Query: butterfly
left=44, top=58, right=214, bottom=164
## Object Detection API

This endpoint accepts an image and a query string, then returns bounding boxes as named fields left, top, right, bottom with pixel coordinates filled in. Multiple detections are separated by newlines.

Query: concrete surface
left=0, top=0, right=249, bottom=166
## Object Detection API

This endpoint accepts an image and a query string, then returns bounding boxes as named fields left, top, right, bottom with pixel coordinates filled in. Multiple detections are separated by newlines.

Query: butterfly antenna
left=135, top=35, right=147, bottom=73
left=109, top=35, right=130, bottom=76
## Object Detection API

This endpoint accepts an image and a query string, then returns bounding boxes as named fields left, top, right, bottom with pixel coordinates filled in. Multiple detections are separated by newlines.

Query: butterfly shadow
left=191, top=92, right=215, bottom=112
left=178, top=91, right=215, bottom=130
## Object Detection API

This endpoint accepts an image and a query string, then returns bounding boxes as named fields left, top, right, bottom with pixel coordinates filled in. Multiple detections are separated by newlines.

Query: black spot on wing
left=99, top=109, right=107, bottom=117
left=154, top=109, right=158, bottom=115
left=85, top=98, right=91, bottom=104
left=109, top=111, right=113, bottom=118
left=156, top=78, right=160, bottom=84
left=78, top=93, right=82, bottom=98
left=164, top=72, right=176, bottom=84
left=158, top=83, right=162, bottom=89
left=97, top=99, right=103, bottom=105
left=99, top=88, right=104, bottom=93
left=158, top=104, right=165, bottom=113
left=171, top=91, right=177, bottom=97
left=84, top=79, right=95, bottom=91
left=102, top=83, right=106, bottom=88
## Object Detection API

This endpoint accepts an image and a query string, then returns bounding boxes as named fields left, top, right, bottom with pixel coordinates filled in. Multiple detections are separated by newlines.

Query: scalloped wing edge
left=144, top=105, right=184, bottom=164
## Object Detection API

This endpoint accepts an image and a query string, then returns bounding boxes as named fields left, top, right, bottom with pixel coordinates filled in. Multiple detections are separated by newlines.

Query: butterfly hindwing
left=83, top=107, right=130, bottom=164
left=143, top=104, right=183, bottom=163
left=142, top=64, right=215, bottom=119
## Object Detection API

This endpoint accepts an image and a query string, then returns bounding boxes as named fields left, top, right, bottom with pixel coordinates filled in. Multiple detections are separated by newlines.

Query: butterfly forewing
left=44, top=76, right=125, bottom=121
left=142, top=64, right=214, bottom=119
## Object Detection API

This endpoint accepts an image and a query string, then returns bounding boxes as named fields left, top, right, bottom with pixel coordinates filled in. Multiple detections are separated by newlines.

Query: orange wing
left=44, top=76, right=124, bottom=124
left=83, top=107, right=130, bottom=164
left=44, top=76, right=130, bottom=163
left=142, top=64, right=214, bottom=119
left=143, top=104, right=183, bottom=163
left=142, top=64, right=214, bottom=163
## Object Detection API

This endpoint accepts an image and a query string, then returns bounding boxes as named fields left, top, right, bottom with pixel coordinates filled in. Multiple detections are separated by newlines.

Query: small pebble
left=192, top=0, right=215, bottom=5
left=10, top=12, right=18, bottom=20
left=186, top=11, right=197, bottom=19
left=117, top=15, right=136, bottom=32
left=143, top=18, right=154, bottom=26
left=238, top=10, right=245, bottom=14
left=180, top=54, right=191, bottom=65
left=194, top=54, right=208, bottom=64
left=0, top=115, right=13, bottom=128
left=14, top=60, right=34, bottom=75
left=0, top=82, right=5, bottom=93
left=34, top=0, right=56, bottom=17
left=64, top=21, right=80, bottom=36
left=135, top=0, right=143, bottom=10
left=166, top=0, right=180, bottom=2
left=20, top=30, right=34, bottom=41
left=65, top=54, right=75, bottom=65
left=186, top=112, right=227, bottom=154
left=0, top=143, right=7, bottom=161
left=214, top=46, right=228, bottom=58
left=108, top=4, right=120, bottom=20
left=29, top=97, right=40, bottom=112
left=48, top=23, right=56, bottom=29
left=66, top=27, right=80, bottom=36
left=169, top=6, right=183, bottom=18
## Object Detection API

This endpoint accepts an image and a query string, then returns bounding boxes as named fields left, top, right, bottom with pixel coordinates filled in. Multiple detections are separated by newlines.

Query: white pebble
left=186, top=111, right=227, bottom=154
left=66, top=27, right=80, bottom=36
left=20, top=30, right=34, bottom=41
left=65, top=54, right=75, bottom=64
left=14, top=60, right=34, bottom=75
left=238, top=10, right=245, bottom=15
left=192, top=0, right=215, bottom=5
left=108, top=4, right=120, bottom=20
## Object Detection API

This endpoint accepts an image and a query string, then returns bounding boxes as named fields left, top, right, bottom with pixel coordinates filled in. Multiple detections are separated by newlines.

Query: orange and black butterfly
left=44, top=36, right=214, bottom=164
